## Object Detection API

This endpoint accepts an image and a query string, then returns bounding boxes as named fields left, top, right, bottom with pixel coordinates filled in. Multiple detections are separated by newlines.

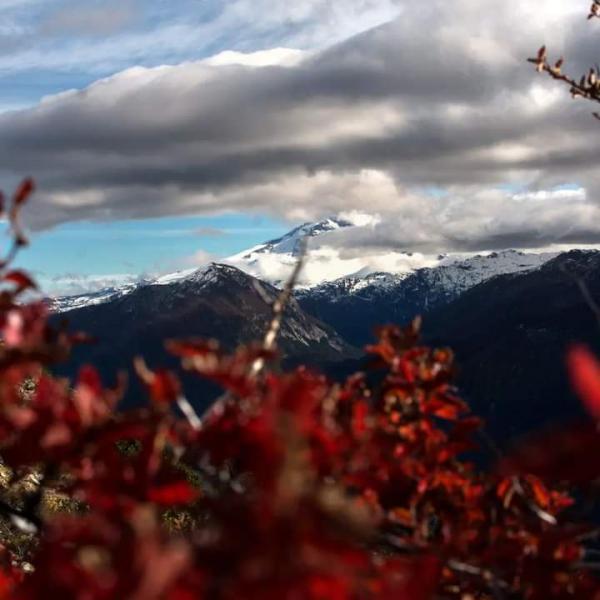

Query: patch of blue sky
left=494, top=183, right=528, bottom=195
left=0, top=0, right=397, bottom=112
left=13, top=212, right=289, bottom=280
left=0, top=1, right=236, bottom=112
left=0, top=70, right=96, bottom=113
left=498, top=182, right=583, bottom=195
left=421, top=186, right=449, bottom=199
left=550, top=183, right=582, bottom=191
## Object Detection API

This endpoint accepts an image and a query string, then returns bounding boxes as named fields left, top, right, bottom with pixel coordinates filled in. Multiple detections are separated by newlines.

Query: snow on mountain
left=50, top=264, right=232, bottom=313
left=295, top=250, right=559, bottom=347
left=234, top=217, right=354, bottom=259
left=225, top=215, right=443, bottom=286
left=52, top=216, right=368, bottom=311
left=50, top=215, right=560, bottom=314
left=51, top=262, right=357, bottom=374
left=301, top=250, right=557, bottom=302
left=50, top=283, right=143, bottom=313
left=225, top=217, right=353, bottom=286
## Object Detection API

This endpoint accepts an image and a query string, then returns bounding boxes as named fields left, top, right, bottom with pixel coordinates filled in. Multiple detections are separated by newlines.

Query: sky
left=0, top=0, right=599, bottom=294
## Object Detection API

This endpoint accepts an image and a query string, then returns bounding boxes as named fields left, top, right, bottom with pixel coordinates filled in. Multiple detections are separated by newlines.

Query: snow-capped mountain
left=50, top=216, right=559, bottom=314
left=54, top=261, right=355, bottom=359
left=296, top=250, right=557, bottom=345
left=225, top=215, right=561, bottom=289
left=300, top=250, right=556, bottom=300
left=51, top=282, right=143, bottom=313
left=231, top=217, right=354, bottom=260
left=50, top=266, right=217, bottom=313
left=225, top=216, right=365, bottom=286
left=49, top=218, right=356, bottom=312
left=52, top=262, right=359, bottom=409
left=226, top=214, right=455, bottom=287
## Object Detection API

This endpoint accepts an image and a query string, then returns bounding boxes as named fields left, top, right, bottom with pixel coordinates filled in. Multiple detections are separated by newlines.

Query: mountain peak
left=235, top=216, right=354, bottom=261
left=541, top=249, right=600, bottom=274
left=190, top=262, right=259, bottom=287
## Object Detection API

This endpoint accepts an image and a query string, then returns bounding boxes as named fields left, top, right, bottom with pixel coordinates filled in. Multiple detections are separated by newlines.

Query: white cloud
left=228, top=243, right=443, bottom=286
left=0, top=0, right=402, bottom=76
left=203, top=48, right=308, bottom=68
left=43, top=272, right=141, bottom=297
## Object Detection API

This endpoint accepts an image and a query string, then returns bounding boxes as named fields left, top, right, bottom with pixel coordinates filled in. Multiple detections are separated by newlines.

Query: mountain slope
left=52, top=264, right=358, bottom=410
left=422, top=250, right=600, bottom=443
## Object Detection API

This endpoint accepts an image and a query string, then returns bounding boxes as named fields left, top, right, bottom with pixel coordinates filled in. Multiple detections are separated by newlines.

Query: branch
left=511, top=476, right=557, bottom=525
left=177, top=394, right=202, bottom=431
left=527, top=5, right=600, bottom=120
left=198, top=239, right=308, bottom=428
left=249, top=238, right=308, bottom=378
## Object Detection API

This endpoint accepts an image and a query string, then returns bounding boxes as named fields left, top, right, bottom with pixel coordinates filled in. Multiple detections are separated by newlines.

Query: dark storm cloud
left=1, top=0, right=599, bottom=252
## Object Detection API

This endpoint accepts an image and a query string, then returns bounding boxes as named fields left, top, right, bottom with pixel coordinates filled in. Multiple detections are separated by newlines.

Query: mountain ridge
left=51, top=262, right=358, bottom=411
left=296, top=249, right=557, bottom=346
left=50, top=218, right=560, bottom=313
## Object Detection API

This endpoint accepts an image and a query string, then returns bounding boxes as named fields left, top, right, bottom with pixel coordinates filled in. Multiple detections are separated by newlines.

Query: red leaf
left=352, top=401, right=370, bottom=436
left=567, top=345, right=600, bottom=420
left=135, top=358, right=181, bottom=405
left=525, top=475, right=552, bottom=508
left=3, top=270, right=37, bottom=292
left=148, top=481, right=199, bottom=505
left=151, top=370, right=181, bottom=405
left=13, top=178, right=34, bottom=207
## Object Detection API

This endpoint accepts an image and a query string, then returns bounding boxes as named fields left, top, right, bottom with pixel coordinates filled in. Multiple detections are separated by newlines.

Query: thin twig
left=199, top=239, right=308, bottom=427
left=578, top=528, right=600, bottom=542
left=528, top=39, right=600, bottom=120
left=447, top=559, right=511, bottom=598
left=511, top=476, right=557, bottom=525
left=134, top=356, right=203, bottom=431
left=177, top=395, right=202, bottom=431
left=249, top=238, right=308, bottom=378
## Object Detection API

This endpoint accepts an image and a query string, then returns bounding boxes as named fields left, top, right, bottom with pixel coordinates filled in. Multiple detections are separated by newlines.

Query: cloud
left=1, top=0, right=599, bottom=255
left=193, top=227, right=228, bottom=237
left=0, top=0, right=402, bottom=76
left=39, top=1, right=137, bottom=37
left=313, top=184, right=600, bottom=254
left=44, top=272, right=142, bottom=297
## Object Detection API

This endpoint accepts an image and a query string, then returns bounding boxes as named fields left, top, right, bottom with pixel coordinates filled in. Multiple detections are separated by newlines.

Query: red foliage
left=0, top=180, right=597, bottom=598
left=568, top=345, right=600, bottom=421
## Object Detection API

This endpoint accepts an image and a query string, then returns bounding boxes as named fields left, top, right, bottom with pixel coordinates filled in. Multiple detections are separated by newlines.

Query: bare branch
left=249, top=238, right=308, bottom=378
left=198, top=239, right=308, bottom=428
left=177, top=395, right=202, bottom=431
left=511, top=477, right=557, bottom=525
left=527, top=51, right=600, bottom=106
left=528, top=8, right=600, bottom=120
